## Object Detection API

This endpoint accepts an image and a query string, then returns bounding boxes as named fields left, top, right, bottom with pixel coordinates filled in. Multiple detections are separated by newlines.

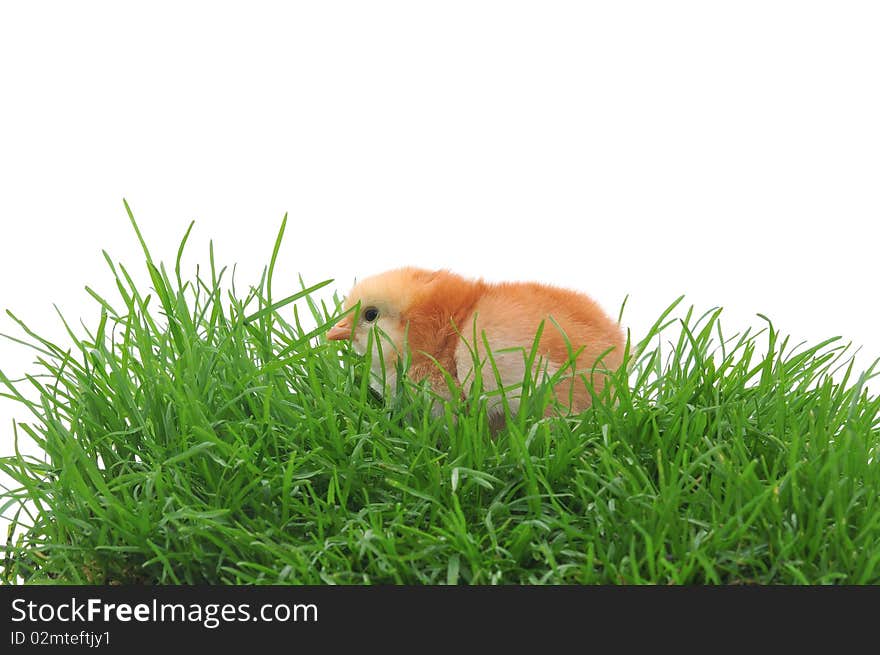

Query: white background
left=1, top=2, right=878, bottom=537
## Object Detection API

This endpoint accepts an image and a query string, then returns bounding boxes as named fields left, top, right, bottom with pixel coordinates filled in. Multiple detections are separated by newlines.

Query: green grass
left=2, top=206, right=879, bottom=584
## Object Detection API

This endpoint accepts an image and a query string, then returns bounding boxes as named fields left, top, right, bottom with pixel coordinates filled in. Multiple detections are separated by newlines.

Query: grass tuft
left=1, top=210, right=879, bottom=584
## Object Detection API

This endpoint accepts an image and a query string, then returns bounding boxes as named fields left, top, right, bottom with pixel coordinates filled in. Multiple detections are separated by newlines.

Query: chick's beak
left=326, top=320, right=352, bottom=341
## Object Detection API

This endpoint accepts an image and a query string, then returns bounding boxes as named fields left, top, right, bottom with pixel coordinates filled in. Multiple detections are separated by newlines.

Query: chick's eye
left=363, top=307, right=379, bottom=322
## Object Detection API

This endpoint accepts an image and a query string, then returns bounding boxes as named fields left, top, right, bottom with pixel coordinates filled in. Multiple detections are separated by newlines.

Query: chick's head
left=326, top=267, right=434, bottom=371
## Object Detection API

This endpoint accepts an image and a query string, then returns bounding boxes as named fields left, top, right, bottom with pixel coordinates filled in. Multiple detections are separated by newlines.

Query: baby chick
left=326, top=268, right=625, bottom=417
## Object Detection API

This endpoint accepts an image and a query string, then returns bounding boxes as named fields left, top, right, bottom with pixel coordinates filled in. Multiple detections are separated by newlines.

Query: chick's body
left=327, top=268, right=624, bottom=416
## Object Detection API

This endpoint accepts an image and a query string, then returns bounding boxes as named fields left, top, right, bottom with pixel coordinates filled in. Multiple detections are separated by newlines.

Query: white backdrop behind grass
left=1, top=2, right=879, bottom=545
